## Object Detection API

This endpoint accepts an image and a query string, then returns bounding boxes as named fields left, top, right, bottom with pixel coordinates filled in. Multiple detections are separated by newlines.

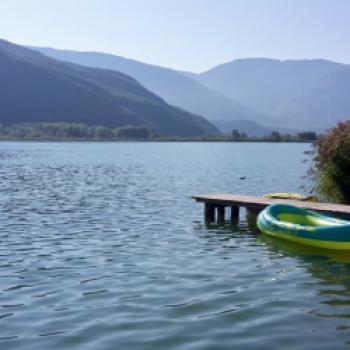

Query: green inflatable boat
left=257, top=204, right=350, bottom=250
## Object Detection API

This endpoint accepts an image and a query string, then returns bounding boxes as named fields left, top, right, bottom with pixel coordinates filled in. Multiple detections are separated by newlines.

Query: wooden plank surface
left=192, top=194, right=350, bottom=216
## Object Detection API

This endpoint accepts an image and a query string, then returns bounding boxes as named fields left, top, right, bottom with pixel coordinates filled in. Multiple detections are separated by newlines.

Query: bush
left=311, top=121, right=350, bottom=203
left=116, top=125, right=154, bottom=139
left=298, top=131, right=317, bottom=141
left=0, top=123, right=155, bottom=140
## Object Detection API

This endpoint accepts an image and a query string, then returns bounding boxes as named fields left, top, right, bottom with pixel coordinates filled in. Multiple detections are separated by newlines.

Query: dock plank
left=192, top=194, right=350, bottom=218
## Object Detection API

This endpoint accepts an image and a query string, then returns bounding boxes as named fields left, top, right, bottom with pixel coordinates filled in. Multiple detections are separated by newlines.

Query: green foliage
left=311, top=121, right=350, bottom=204
left=231, top=129, right=247, bottom=140
left=269, top=131, right=282, bottom=141
left=0, top=122, right=318, bottom=143
left=229, top=129, right=317, bottom=141
left=297, top=131, right=317, bottom=141
left=116, top=125, right=154, bottom=139
left=0, top=123, right=154, bottom=140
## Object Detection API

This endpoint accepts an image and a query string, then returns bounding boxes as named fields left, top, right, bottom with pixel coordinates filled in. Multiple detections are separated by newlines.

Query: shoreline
left=0, top=138, right=314, bottom=143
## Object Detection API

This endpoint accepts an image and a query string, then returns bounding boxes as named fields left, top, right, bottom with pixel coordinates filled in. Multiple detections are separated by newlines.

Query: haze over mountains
left=34, top=47, right=350, bottom=134
left=0, top=39, right=218, bottom=137
left=196, top=58, right=350, bottom=131
left=33, top=47, right=272, bottom=135
left=1, top=37, right=348, bottom=137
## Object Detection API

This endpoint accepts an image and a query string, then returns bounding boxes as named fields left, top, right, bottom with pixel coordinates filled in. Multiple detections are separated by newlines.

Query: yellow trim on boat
left=263, top=229, right=350, bottom=250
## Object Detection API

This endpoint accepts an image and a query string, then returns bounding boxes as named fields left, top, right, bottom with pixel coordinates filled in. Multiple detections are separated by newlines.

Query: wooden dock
left=192, top=194, right=350, bottom=222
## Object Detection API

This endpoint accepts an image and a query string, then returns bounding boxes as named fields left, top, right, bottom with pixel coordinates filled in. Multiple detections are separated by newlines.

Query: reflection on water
left=200, top=209, right=350, bottom=349
left=257, top=234, right=350, bottom=263
left=0, top=141, right=349, bottom=350
left=257, top=234, right=350, bottom=326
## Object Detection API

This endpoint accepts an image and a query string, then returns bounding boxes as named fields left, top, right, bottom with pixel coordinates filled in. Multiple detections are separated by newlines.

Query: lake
left=0, top=141, right=350, bottom=350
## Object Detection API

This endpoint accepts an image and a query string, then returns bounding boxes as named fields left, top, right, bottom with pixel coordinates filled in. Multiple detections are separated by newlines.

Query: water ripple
left=0, top=141, right=349, bottom=350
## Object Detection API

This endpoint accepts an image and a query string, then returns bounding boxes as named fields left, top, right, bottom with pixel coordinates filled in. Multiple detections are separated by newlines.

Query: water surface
left=0, top=142, right=350, bottom=350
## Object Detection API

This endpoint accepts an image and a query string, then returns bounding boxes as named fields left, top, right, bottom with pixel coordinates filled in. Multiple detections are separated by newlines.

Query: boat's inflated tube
left=257, top=204, right=350, bottom=250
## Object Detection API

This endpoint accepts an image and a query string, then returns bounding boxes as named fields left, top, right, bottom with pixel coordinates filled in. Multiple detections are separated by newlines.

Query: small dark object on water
left=240, top=176, right=246, bottom=180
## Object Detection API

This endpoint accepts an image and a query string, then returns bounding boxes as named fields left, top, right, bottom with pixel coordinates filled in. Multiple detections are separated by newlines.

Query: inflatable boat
left=257, top=204, right=350, bottom=250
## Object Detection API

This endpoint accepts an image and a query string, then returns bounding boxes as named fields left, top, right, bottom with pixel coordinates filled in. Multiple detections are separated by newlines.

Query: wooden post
left=217, top=206, right=225, bottom=223
left=193, top=194, right=350, bottom=222
left=231, top=206, right=239, bottom=221
left=246, top=207, right=261, bottom=216
left=204, top=203, right=215, bottom=222
left=246, top=209, right=260, bottom=234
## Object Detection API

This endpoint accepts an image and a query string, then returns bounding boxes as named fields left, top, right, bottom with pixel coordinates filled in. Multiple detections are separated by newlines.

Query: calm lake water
left=1, top=141, right=350, bottom=350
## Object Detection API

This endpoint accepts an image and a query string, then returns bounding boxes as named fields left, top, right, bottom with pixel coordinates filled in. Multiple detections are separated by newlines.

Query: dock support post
left=246, top=207, right=261, bottom=216
left=217, top=206, right=225, bottom=223
left=204, top=203, right=215, bottom=223
left=231, top=206, right=239, bottom=221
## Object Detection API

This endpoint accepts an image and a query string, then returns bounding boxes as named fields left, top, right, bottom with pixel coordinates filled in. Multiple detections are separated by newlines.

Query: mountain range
left=32, top=47, right=272, bottom=135
left=33, top=47, right=350, bottom=134
left=0, top=39, right=218, bottom=137
left=194, top=58, right=350, bottom=131
left=2, top=38, right=349, bottom=137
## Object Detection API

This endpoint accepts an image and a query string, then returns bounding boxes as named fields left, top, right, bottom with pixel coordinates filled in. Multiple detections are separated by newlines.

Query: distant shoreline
left=0, top=123, right=317, bottom=143
left=0, top=137, right=314, bottom=143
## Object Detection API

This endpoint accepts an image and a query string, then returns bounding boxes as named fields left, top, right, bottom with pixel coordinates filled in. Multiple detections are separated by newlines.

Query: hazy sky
left=1, top=0, right=349, bottom=72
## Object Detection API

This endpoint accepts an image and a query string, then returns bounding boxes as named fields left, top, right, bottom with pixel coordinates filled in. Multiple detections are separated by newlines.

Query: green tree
left=298, top=131, right=317, bottom=141
left=231, top=129, right=247, bottom=140
left=311, top=121, right=350, bottom=203
left=270, top=131, right=282, bottom=141
left=116, top=125, right=153, bottom=139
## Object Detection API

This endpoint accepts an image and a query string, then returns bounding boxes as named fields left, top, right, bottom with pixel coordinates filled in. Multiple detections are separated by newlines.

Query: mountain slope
left=32, top=47, right=272, bottom=133
left=0, top=39, right=219, bottom=137
left=195, top=58, right=350, bottom=130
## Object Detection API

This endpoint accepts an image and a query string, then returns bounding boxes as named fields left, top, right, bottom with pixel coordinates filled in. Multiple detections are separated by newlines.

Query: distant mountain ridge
left=195, top=58, right=350, bottom=130
left=33, top=47, right=350, bottom=134
left=32, top=47, right=273, bottom=134
left=0, top=39, right=219, bottom=136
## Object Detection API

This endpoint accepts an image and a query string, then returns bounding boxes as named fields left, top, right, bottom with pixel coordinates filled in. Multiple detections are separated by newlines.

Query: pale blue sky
left=0, top=0, right=349, bottom=72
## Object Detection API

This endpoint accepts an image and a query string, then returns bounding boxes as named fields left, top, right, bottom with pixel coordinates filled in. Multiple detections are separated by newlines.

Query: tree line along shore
left=0, top=123, right=318, bottom=142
